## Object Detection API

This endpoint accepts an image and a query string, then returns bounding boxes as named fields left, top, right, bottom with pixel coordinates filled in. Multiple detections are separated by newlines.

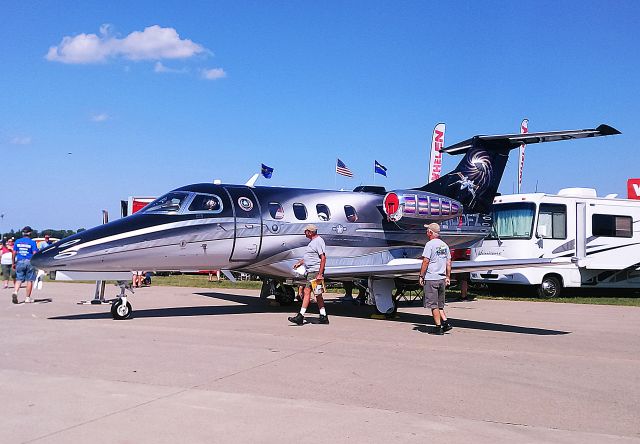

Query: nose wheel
left=111, top=281, right=134, bottom=320
left=111, top=298, right=133, bottom=320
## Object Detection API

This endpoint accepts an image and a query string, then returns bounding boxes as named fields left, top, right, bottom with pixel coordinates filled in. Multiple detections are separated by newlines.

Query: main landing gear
left=260, top=279, right=296, bottom=305
left=110, top=280, right=134, bottom=320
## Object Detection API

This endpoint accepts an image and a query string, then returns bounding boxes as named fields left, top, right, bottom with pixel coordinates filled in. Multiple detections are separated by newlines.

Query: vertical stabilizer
left=419, top=139, right=510, bottom=213
left=416, top=124, right=620, bottom=214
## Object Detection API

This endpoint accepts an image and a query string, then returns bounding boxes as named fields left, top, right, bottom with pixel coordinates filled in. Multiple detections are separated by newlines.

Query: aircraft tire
left=274, top=285, right=295, bottom=306
left=111, top=298, right=133, bottom=320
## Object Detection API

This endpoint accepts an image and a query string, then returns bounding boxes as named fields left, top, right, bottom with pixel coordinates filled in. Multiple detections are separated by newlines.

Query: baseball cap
left=22, top=226, right=33, bottom=234
left=304, top=224, right=318, bottom=232
left=424, top=223, right=440, bottom=233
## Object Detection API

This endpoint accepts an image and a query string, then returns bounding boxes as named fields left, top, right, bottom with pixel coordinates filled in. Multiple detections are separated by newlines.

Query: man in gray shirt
left=289, top=224, right=329, bottom=325
left=419, top=223, right=452, bottom=335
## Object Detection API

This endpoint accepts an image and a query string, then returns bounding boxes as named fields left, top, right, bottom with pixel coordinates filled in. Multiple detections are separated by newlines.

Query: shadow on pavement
left=49, top=290, right=569, bottom=335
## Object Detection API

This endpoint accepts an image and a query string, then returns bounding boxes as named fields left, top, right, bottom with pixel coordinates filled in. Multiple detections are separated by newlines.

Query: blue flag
left=374, top=160, right=387, bottom=177
left=261, top=163, right=274, bottom=179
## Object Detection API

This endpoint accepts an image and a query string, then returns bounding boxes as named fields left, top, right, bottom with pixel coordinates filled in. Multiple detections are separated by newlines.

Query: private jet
left=32, top=124, right=620, bottom=319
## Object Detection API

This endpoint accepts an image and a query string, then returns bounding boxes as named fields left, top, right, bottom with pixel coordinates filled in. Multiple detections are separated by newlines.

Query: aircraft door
left=226, top=186, right=263, bottom=262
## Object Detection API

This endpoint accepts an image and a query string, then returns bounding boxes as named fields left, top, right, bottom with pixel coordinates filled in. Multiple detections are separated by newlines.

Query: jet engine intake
left=383, top=190, right=463, bottom=224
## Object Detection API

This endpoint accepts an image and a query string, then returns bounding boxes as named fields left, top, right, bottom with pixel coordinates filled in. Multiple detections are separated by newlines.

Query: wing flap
left=324, top=258, right=571, bottom=280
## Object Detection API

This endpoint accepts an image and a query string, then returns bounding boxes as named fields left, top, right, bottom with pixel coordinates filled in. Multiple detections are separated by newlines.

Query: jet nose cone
left=31, top=246, right=57, bottom=271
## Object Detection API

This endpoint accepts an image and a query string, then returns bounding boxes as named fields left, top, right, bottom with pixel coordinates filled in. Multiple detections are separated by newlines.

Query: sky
left=2, top=1, right=639, bottom=232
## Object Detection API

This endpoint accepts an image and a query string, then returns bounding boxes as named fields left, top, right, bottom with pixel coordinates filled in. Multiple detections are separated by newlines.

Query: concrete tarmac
left=1, top=282, right=639, bottom=443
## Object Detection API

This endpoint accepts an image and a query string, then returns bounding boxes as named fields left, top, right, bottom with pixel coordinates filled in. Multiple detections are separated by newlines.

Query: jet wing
left=324, top=257, right=571, bottom=280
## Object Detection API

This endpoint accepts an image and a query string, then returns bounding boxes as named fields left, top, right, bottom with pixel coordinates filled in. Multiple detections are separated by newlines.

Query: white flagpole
left=518, top=119, right=529, bottom=194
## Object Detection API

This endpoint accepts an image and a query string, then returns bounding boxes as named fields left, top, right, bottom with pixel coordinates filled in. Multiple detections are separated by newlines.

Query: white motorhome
left=470, top=188, right=640, bottom=297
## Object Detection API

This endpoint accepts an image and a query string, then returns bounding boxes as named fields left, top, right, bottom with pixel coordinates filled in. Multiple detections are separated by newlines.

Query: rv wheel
left=537, top=276, right=562, bottom=298
left=111, top=298, right=133, bottom=320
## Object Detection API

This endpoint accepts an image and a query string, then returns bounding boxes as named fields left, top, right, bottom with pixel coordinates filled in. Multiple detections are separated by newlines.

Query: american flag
left=336, top=158, right=353, bottom=177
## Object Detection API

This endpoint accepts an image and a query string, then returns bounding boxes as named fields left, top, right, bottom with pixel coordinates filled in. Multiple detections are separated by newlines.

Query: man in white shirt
left=419, top=223, right=453, bottom=335
left=289, top=224, right=328, bottom=325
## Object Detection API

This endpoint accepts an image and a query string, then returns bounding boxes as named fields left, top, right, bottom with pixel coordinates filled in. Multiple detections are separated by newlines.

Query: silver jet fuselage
left=32, top=183, right=488, bottom=278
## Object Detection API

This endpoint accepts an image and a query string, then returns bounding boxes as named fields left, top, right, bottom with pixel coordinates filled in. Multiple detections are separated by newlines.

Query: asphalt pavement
left=1, top=282, right=639, bottom=443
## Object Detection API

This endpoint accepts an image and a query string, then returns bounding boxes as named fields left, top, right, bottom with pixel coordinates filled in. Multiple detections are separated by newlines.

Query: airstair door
left=226, top=186, right=263, bottom=262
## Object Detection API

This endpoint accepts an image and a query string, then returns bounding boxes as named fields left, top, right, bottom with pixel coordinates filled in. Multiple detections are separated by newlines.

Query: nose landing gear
left=111, top=281, right=135, bottom=320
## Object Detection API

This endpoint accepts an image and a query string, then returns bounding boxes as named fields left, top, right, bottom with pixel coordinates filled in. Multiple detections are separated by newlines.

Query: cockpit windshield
left=487, top=202, right=536, bottom=240
left=142, top=192, right=189, bottom=214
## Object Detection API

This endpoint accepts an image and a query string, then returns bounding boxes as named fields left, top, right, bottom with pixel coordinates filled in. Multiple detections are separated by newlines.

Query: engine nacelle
left=383, top=190, right=463, bottom=224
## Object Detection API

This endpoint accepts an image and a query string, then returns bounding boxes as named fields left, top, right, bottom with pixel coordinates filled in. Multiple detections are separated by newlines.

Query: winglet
left=595, top=124, right=621, bottom=136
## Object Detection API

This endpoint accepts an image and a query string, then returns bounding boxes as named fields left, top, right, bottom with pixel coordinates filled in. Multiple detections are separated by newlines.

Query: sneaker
left=12, top=293, right=18, bottom=304
left=318, top=315, right=330, bottom=324
left=288, top=313, right=304, bottom=325
left=442, top=321, right=453, bottom=333
left=429, top=325, right=444, bottom=335
left=24, top=297, right=33, bottom=303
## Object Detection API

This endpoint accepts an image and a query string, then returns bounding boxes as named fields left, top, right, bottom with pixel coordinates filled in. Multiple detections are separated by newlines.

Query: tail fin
left=417, top=124, right=620, bottom=213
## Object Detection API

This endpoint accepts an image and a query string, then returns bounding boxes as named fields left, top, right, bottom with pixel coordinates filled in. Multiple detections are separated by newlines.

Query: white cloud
left=46, top=25, right=205, bottom=64
left=154, top=61, right=187, bottom=74
left=91, top=113, right=110, bottom=122
left=201, top=68, right=227, bottom=80
left=10, top=136, right=32, bottom=145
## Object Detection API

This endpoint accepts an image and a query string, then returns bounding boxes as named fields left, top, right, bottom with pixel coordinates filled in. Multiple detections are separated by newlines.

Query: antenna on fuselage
left=245, top=174, right=259, bottom=188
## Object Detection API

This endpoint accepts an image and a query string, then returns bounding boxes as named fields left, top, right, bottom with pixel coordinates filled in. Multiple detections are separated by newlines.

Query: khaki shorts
left=423, top=278, right=446, bottom=310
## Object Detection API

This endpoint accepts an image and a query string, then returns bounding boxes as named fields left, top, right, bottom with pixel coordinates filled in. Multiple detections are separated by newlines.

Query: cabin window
left=188, top=194, right=223, bottom=213
left=592, top=214, right=633, bottom=238
left=269, top=202, right=284, bottom=220
left=142, top=192, right=189, bottom=214
left=487, top=202, right=535, bottom=239
left=344, top=205, right=358, bottom=223
left=537, top=204, right=566, bottom=239
left=316, top=204, right=331, bottom=221
left=293, top=203, right=308, bottom=220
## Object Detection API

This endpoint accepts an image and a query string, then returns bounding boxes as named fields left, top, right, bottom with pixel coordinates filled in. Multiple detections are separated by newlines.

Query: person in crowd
left=12, top=227, right=39, bottom=304
left=38, top=234, right=52, bottom=250
left=208, top=269, right=221, bottom=282
left=2, top=239, right=15, bottom=289
left=132, top=271, right=143, bottom=288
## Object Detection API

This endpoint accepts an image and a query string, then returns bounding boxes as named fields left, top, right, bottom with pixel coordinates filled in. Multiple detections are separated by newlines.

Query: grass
left=45, top=275, right=640, bottom=306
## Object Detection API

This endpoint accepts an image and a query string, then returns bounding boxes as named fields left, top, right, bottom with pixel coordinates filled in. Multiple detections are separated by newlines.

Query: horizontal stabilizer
left=443, top=124, right=621, bottom=155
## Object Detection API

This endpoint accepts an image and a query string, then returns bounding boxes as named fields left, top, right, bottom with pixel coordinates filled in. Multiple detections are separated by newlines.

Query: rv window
left=344, top=205, right=358, bottom=223
left=537, top=204, right=567, bottom=239
left=269, top=202, right=284, bottom=220
left=487, top=202, right=535, bottom=239
left=293, top=203, right=307, bottom=220
left=592, top=214, right=633, bottom=238
left=188, top=194, right=223, bottom=213
left=316, top=204, right=331, bottom=221
left=142, top=192, right=189, bottom=214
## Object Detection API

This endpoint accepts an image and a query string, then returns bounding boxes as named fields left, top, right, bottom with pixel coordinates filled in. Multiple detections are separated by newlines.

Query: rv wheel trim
left=537, top=276, right=561, bottom=298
